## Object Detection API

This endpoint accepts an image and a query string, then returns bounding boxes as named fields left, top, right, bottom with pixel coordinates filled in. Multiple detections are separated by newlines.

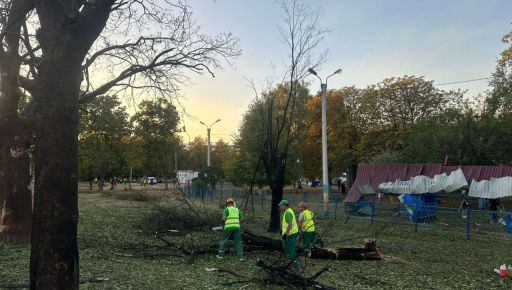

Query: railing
left=180, top=182, right=512, bottom=241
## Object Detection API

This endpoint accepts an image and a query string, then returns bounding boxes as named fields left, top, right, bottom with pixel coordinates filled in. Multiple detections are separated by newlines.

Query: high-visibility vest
left=302, top=210, right=315, bottom=232
left=281, top=208, right=298, bottom=236
left=224, top=206, right=240, bottom=230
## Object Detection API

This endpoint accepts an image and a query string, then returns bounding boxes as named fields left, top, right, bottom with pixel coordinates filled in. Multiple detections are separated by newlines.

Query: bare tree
left=247, top=0, right=328, bottom=232
left=0, top=0, right=239, bottom=288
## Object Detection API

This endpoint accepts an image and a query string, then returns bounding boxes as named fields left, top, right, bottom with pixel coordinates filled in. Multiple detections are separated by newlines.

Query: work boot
left=216, top=254, right=223, bottom=259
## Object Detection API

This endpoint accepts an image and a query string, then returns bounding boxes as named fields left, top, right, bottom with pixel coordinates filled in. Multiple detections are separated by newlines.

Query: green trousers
left=218, top=228, right=243, bottom=258
left=301, top=231, right=315, bottom=250
left=282, top=233, right=298, bottom=267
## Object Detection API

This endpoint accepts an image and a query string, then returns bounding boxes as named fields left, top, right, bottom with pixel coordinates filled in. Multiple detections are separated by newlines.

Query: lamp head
left=333, top=68, right=342, bottom=74
left=308, top=68, right=318, bottom=76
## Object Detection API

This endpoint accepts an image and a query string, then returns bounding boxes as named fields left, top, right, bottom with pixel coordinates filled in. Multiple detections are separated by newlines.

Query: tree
left=243, top=0, right=326, bottom=232
left=301, top=87, right=367, bottom=184
left=130, top=98, right=180, bottom=190
left=78, top=95, right=129, bottom=191
left=486, top=30, right=512, bottom=115
left=240, top=82, right=310, bottom=232
left=183, top=136, right=208, bottom=171
left=0, top=1, right=239, bottom=288
left=197, top=165, right=224, bottom=189
left=211, top=139, right=235, bottom=170
left=0, top=0, right=36, bottom=244
left=224, top=144, right=267, bottom=188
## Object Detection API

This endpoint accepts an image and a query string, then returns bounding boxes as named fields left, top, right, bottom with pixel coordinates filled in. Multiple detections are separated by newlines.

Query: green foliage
left=486, top=30, right=512, bottom=115
left=130, top=98, right=180, bottom=177
left=139, top=204, right=209, bottom=235
left=210, top=139, right=235, bottom=171
left=236, top=83, right=309, bottom=188
left=181, top=136, right=207, bottom=171
left=197, top=165, right=225, bottom=189
left=223, top=147, right=267, bottom=187
left=78, top=95, right=129, bottom=181
left=102, top=190, right=160, bottom=203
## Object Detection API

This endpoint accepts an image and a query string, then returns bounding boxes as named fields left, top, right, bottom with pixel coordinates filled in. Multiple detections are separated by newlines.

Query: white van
left=147, top=177, right=157, bottom=184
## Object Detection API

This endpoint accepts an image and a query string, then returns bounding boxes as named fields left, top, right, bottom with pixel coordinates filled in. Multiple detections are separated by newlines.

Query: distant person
left=489, top=198, right=501, bottom=222
left=341, top=182, right=346, bottom=195
left=458, top=190, right=469, bottom=219
left=217, top=198, right=244, bottom=261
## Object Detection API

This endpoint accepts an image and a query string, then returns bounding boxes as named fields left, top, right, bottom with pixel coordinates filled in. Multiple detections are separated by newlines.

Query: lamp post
left=200, top=119, right=221, bottom=167
left=308, top=67, right=342, bottom=217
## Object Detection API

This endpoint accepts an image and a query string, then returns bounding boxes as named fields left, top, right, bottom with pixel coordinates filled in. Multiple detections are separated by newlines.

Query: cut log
left=241, top=230, right=284, bottom=252
left=310, top=239, right=382, bottom=261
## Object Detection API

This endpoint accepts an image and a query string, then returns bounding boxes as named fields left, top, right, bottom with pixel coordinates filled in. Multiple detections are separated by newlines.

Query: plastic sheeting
left=469, top=176, right=512, bottom=199
left=378, top=169, right=468, bottom=194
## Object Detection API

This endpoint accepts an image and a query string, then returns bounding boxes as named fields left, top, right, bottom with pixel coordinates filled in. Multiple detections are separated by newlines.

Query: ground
left=1, top=185, right=512, bottom=289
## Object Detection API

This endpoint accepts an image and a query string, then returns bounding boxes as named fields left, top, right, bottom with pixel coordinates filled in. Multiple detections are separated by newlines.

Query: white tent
left=469, top=176, right=512, bottom=199
left=378, top=168, right=468, bottom=194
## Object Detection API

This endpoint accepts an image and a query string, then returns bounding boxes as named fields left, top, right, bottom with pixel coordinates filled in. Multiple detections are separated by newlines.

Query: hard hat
left=226, top=197, right=234, bottom=203
left=278, top=200, right=289, bottom=206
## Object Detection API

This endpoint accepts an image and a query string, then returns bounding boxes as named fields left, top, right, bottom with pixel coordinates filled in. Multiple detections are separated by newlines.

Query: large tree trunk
left=0, top=0, right=34, bottom=244
left=162, top=168, right=168, bottom=190
left=98, top=174, right=105, bottom=192
left=267, top=179, right=284, bottom=233
left=0, top=120, right=33, bottom=243
left=30, top=64, right=81, bottom=290
left=28, top=2, right=114, bottom=287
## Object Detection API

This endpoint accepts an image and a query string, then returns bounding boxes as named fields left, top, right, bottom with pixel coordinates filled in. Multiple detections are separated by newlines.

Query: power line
left=434, top=77, right=490, bottom=86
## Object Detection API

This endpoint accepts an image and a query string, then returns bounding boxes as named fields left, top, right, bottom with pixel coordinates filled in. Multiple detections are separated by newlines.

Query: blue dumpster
left=402, top=194, right=437, bottom=223
left=504, top=214, right=512, bottom=234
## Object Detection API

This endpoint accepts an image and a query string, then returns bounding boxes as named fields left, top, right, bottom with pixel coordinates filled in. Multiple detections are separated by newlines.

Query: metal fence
left=182, top=181, right=344, bottom=216
left=181, top=181, right=512, bottom=241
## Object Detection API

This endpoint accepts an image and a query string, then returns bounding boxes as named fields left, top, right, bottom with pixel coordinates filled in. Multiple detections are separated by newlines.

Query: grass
left=1, top=188, right=512, bottom=289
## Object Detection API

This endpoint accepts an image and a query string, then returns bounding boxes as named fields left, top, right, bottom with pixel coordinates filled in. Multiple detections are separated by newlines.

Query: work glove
left=281, top=234, right=287, bottom=241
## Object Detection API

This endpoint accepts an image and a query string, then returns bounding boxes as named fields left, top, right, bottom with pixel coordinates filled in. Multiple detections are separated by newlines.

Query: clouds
left=178, top=0, right=512, bottom=143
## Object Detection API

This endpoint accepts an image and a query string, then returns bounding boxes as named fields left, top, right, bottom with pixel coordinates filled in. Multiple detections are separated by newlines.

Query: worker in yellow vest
left=217, top=197, right=245, bottom=261
left=298, top=202, right=316, bottom=251
left=279, top=199, right=298, bottom=268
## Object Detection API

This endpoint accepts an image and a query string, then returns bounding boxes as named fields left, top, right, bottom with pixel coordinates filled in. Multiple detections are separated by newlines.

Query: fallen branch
left=205, top=267, right=244, bottom=278
left=255, top=259, right=334, bottom=290
left=155, top=235, right=217, bottom=256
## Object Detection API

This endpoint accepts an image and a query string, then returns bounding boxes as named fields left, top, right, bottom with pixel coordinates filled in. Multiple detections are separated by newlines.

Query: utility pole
left=308, top=67, right=342, bottom=217
left=200, top=119, right=221, bottom=167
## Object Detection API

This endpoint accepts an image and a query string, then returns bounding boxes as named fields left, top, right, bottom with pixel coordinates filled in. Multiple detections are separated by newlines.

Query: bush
left=138, top=204, right=212, bottom=235
left=102, top=190, right=160, bottom=202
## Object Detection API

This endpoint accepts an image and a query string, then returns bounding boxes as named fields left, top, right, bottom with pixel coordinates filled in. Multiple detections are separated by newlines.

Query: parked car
left=147, top=177, right=157, bottom=185
left=311, top=179, right=322, bottom=187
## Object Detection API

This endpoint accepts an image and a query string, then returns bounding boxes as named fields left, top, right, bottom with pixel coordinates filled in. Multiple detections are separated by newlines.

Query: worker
left=297, top=202, right=316, bottom=251
left=279, top=199, right=299, bottom=268
left=217, top=197, right=245, bottom=261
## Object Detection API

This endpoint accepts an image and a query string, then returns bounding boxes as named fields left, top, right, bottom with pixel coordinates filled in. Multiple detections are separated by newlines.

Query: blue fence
left=181, top=181, right=512, bottom=240
left=343, top=199, right=512, bottom=240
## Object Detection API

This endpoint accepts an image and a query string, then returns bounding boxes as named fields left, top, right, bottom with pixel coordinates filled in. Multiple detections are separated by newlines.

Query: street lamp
left=183, top=126, right=192, bottom=151
left=200, top=118, right=221, bottom=167
left=308, top=67, right=342, bottom=217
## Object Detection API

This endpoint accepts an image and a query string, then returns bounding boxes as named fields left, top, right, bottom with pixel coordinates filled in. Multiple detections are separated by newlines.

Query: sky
left=177, top=0, right=512, bottom=144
